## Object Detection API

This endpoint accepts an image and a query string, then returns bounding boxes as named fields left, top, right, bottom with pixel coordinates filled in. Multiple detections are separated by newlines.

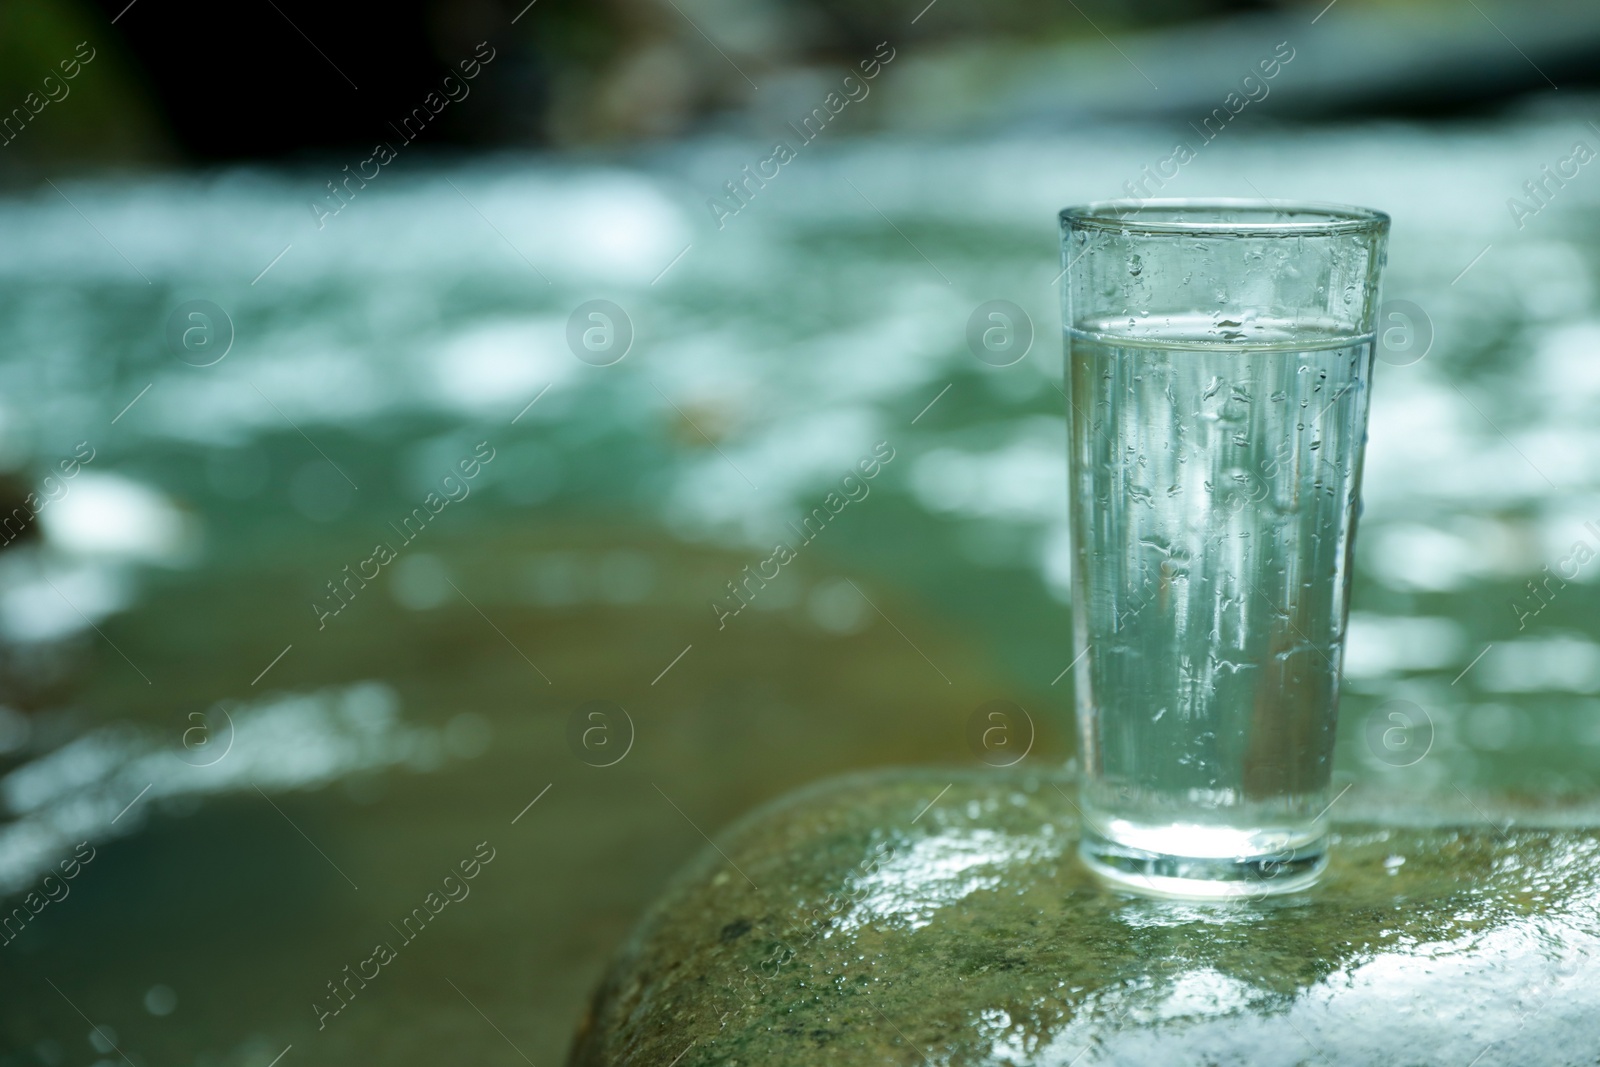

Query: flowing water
left=0, top=117, right=1596, bottom=1063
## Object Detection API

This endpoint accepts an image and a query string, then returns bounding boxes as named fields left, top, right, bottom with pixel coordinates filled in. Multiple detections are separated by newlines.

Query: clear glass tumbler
left=1060, top=200, right=1389, bottom=897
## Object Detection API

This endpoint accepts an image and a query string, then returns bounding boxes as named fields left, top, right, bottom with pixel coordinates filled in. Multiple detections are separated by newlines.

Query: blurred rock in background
left=0, top=0, right=169, bottom=169
left=1, top=0, right=1597, bottom=171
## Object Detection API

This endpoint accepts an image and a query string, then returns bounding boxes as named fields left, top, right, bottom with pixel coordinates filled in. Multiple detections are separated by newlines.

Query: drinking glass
left=1060, top=199, right=1389, bottom=897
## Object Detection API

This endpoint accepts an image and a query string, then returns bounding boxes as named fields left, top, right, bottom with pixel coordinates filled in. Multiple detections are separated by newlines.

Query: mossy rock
left=570, top=768, right=1600, bottom=1066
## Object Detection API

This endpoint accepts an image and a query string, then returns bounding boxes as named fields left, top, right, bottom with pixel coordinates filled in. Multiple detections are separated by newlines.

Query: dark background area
left=5, top=0, right=1600, bottom=170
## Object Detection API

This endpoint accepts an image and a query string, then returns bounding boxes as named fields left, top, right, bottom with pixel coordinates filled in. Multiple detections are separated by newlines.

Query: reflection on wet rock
left=572, top=769, right=1600, bottom=1067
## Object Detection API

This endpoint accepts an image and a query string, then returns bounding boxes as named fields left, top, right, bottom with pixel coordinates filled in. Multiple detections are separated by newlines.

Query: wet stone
left=569, top=769, right=1600, bottom=1067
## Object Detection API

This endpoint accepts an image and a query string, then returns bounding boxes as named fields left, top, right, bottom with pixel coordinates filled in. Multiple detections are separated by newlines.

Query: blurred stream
left=2, top=110, right=1600, bottom=1063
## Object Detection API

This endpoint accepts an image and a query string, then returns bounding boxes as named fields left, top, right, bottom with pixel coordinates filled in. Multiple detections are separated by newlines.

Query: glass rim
left=1060, top=198, right=1390, bottom=237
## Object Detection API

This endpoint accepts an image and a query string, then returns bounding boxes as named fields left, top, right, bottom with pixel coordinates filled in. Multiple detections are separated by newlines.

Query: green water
left=0, top=121, right=1596, bottom=1064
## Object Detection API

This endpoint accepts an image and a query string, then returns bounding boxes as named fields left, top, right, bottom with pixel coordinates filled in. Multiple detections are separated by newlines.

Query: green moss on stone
left=572, top=768, right=1600, bottom=1066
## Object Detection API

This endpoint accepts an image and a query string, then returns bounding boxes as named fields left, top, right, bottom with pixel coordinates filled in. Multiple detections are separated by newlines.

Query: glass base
left=1078, top=826, right=1327, bottom=899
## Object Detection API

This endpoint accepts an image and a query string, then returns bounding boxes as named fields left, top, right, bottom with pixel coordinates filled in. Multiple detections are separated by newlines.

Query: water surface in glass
left=1070, top=317, right=1374, bottom=894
